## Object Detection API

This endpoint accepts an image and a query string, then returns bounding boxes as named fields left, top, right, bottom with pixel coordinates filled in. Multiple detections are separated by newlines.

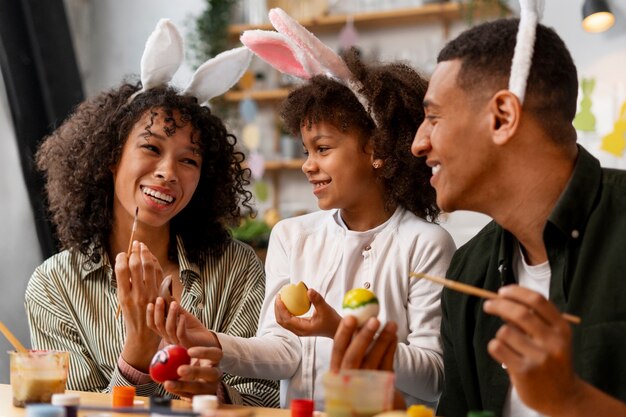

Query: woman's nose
left=155, top=157, right=178, bottom=183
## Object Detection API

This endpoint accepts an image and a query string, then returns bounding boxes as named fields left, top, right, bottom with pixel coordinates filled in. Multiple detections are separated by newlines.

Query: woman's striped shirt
left=25, top=236, right=279, bottom=407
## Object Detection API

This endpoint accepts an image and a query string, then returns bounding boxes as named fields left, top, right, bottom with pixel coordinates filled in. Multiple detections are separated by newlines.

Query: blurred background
left=1, top=0, right=625, bottom=382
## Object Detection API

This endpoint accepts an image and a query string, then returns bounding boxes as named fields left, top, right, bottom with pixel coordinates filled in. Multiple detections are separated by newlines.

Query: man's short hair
left=438, top=18, right=578, bottom=142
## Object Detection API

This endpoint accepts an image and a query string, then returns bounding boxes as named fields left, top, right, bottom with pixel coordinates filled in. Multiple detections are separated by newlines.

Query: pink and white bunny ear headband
left=133, top=19, right=253, bottom=105
left=509, top=0, right=545, bottom=104
left=240, top=8, right=379, bottom=126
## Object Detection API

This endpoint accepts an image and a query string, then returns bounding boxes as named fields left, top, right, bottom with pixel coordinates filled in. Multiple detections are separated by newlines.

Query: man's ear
left=489, top=90, right=521, bottom=146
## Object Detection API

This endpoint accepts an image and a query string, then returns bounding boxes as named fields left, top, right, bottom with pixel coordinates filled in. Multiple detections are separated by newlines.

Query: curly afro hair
left=281, top=50, right=439, bottom=221
left=36, top=82, right=252, bottom=265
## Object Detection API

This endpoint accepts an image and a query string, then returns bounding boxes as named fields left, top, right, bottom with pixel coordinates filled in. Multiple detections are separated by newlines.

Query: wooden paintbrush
left=0, top=320, right=28, bottom=353
left=410, top=272, right=581, bottom=324
left=115, top=207, right=139, bottom=319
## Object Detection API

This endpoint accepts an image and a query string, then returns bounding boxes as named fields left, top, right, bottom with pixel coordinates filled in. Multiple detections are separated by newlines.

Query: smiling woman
left=25, top=81, right=278, bottom=406
left=112, top=109, right=202, bottom=233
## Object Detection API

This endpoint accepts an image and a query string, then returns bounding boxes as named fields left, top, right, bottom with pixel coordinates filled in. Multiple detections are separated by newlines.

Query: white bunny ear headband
left=132, top=18, right=253, bottom=105
left=509, top=0, right=545, bottom=104
left=240, top=8, right=379, bottom=127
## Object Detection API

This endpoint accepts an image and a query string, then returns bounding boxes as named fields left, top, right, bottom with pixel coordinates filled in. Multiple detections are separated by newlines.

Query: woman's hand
left=115, top=241, right=163, bottom=371
left=147, top=298, right=220, bottom=349
left=275, top=288, right=342, bottom=338
left=162, top=346, right=224, bottom=399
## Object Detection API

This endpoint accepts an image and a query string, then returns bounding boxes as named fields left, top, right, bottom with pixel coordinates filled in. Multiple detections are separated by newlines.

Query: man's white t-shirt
left=502, top=243, right=551, bottom=417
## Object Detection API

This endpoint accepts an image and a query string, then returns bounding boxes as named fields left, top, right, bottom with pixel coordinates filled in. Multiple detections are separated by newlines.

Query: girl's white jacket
left=218, top=207, right=456, bottom=409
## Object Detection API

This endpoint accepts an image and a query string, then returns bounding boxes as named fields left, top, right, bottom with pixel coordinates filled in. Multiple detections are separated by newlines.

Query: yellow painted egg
left=406, top=404, right=435, bottom=417
left=279, top=281, right=311, bottom=316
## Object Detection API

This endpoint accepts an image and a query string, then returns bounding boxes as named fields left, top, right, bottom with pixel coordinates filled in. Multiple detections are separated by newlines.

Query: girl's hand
left=162, top=346, right=224, bottom=399
left=147, top=298, right=220, bottom=349
left=275, top=288, right=342, bottom=338
left=115, top=241, right=163, bottom=371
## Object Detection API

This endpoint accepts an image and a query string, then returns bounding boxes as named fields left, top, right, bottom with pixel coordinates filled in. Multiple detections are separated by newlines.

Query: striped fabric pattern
left=25, top=236, right=279, bottom=407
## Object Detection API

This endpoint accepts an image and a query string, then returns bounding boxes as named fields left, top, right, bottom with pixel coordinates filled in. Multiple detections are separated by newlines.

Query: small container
left=9, top=350, right=70, bottom=407
left=291, top=398, right=314, bottom=417
left=51, top=393, right=80, bottom=417
left=323, top=370, right=395, bottom=417
left=112, top=385, right=136, bottom=407
left=280, top=135, right=301, bottom=160
left=150, top=395, right=172, bottom=413
left=193, top=394, right=219, bottom=415
left=25, top=404, right=65, bottom=417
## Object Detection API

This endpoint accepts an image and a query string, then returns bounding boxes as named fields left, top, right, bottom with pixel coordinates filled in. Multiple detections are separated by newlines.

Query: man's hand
left=162, top=346, right=223, bottom=399
left=331, top=316, right=398, bottom=372
left=483, top=285, right=582, bottom=415
left=275, top=288, right=342, bottom=338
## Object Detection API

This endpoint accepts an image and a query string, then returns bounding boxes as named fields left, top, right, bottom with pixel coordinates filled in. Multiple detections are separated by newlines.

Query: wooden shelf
left=265, top=159, right=305, bottom=171
left=228, top=2, right=506, bottom=39
left=224, top=88, right=290, bottom=102
left=243, top=159, right=305, bottom=172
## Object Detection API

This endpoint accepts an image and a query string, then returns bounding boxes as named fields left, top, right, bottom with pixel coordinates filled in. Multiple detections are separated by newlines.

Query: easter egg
left=406, top=405, right=435, bottom=417
left=279, top=281, right=311, bottom=316
left=149, top=344, right=191, bottom=383
left=342, top=288, right=379, bottom=327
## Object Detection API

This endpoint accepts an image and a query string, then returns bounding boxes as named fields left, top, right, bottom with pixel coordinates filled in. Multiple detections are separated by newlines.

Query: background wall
left=0, top=71, right=42, bottom=379
left=1, top=0, right=625, bottom=382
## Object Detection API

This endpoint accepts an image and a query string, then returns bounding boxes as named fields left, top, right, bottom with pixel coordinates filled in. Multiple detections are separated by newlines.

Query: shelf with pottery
left=225, top=89, right=305, bottom=178
left=228, top=1, right=507, bottom=40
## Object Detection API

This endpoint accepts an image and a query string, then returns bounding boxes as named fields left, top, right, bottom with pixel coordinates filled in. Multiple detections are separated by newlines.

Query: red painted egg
left=149, top=344, right=191, bottom=383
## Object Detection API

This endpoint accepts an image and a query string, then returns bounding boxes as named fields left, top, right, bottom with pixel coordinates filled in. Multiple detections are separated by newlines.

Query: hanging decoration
left=573, top=78, right=597, bottom=132
left=600, top=102, right=626, bottom=157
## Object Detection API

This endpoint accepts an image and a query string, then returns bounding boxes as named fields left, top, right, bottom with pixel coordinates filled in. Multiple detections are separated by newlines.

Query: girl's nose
left=301, top=154, right=317, bottom=175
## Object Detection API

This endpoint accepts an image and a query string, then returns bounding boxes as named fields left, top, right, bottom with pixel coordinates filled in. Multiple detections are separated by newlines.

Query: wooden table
left=0, top=384, right=291, bottom=417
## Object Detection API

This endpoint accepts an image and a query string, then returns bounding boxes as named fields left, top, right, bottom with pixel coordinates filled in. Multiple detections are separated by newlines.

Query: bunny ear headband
left=240, top=2, right=542, bottom=120
left=133, top=18, right=253, bottom=105
left=509, top=0, right=545, bottom=104
left=240, top=8, right=379, bottom=126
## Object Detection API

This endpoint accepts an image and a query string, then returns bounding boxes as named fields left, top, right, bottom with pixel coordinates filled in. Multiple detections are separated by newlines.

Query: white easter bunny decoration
left=509, top=0, right=545, bottom=104
left=134, top=18, right=252, bottom=105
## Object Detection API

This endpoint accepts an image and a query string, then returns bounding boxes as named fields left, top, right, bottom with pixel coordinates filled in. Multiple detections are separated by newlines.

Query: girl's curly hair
left=281, top=50, right=440, bottom=221
left=36, top=82, right=252, bottom=265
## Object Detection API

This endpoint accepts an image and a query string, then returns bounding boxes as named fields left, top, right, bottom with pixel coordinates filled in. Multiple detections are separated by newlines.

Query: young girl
left=148, top=9, right=455, bottom=410
left=25, top=19, right=278, bottom=406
